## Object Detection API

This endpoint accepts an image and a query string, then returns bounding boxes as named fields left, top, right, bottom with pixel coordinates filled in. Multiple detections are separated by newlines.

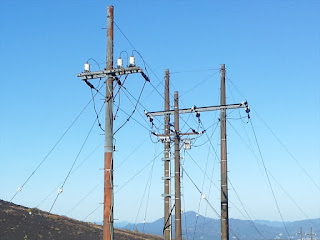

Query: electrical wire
left=134, top=143, right=159, bottom=231
left=228, top=179, right=265, bottom=239
left=49, top=102, right=105, bottom=213
left=9, top=92, right=99, bottom=203
left=170, top=68, right=220, bottom=74
left=114, top=80, right=147, bottom=135
left=226, top=76, right=320, bottom=192
left=90, top=88, right=105, bottom=132
left=115, top=151, right=164, bottom=194
left=65, top=180, right=103, bottom=216
left=36, top=143, right=102, bottom=208
left=249, top=118, right=291, bottom=239
left=142, top=143, right=159, bottom=232
left=180, top=71, right=220, bottom=98
left=182, top=166, right=241, bottom=240
left=228, top=119, right=320, bottom=232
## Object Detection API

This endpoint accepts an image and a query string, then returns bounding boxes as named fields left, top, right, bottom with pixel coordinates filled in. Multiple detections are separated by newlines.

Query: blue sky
left=0, top=0, right=319, bottom=226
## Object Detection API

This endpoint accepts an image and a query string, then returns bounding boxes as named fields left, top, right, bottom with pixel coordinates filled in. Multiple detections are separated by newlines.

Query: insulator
left=245, top=107, right=250, bottom=113
left=195, top=112, right=200, bottom=118
left=117, top=57, right=123, bottom=68
left=58, top=188, right=63, bottom=194
left=201, top=193, right=206, bottom=199
left=84, top=62, right=90, bottom=72
left=129, top=55, right=135, bottom=67
left=17, top=187, right=22, bottom=192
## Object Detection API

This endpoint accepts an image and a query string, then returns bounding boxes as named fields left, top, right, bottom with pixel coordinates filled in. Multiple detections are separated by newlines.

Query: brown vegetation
left=0, top=199, right=162, bottom=240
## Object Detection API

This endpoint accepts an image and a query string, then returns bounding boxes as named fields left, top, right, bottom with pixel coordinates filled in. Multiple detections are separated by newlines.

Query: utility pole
left=163, top=69, right=172, bottom=240
left=174, top=91, right=182, bottom=240
left=297, top=227, right=303, bottom=240
left=306, top=227, right=315, bottom=240
left=220, top=64, right=229, bottom=240
left=146, top=64, right=249, bottom=240
left=77, top=5, right=149, bottom=240
left=104, top=5, right=114, bottom=240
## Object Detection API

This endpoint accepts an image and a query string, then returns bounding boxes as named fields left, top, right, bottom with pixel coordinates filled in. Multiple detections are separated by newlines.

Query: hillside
left=0, top=199, right=162, bottom=240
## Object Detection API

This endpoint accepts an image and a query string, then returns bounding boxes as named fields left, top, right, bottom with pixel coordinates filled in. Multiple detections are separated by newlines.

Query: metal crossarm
left=147, top=102, right=248, bottom=117
left=77, top=66, right=143, bottom=80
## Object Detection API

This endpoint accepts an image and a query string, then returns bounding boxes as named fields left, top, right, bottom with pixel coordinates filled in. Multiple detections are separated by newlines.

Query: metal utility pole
left=163, top=69, right=172, bottom=240
left=104, top=5, right=114, bottom=240
left=220, top=64, right=229, bottom=240
left=174, top=91, right=182, bottom=240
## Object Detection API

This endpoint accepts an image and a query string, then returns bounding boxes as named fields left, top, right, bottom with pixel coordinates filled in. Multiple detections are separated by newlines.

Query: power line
left=49, top=102, right=105, bottom=213
left=114, top=81, right=147, bottom=135
left=228, top=179, right=265, bottom=239
left=182, top=166, right=241, bottom=240
left=82, top=151, right=164, bottom=222
left=226, top=76, right=320, bottom=192
left=228, top=120, right=320, bottom=232
left=249, top=118, right=291, bottom=239
left=36, top=143, right=102, bottom=208
left=10, top=92, right=100, bottom=203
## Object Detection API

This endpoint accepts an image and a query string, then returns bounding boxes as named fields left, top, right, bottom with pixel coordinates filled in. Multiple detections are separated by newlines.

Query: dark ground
left=0, top=199, right=162, bottom=240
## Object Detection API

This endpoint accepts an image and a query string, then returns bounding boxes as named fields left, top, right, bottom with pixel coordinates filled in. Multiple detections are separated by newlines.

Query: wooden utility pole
left=77, top=6, right=149, bottom=240
left=104, top=5, right=114, bottom=240
left=220, top=64, right=229, bottom=240
left=174, top=91, right=182, bottom=240
left=164, top=69, right=172, bottom=240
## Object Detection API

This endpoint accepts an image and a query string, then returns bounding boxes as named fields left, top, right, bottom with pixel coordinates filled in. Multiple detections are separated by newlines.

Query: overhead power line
left=249, top=118, right=291, bottom=239
left=9, top=89, right=102, bottom=203
left=49, top=102, right=105, bottom=213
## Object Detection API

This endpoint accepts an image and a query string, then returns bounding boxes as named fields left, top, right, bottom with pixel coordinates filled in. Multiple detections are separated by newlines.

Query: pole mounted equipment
left=76, top=5, right=149, bottom=240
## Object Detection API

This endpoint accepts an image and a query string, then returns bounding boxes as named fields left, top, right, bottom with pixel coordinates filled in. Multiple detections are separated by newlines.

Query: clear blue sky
left=0, top=0, right=319, bottom=225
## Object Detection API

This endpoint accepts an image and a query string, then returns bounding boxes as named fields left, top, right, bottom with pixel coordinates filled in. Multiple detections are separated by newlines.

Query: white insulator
left=58, top=188, right=63, bottom=194
left=84, top=62, right=90, bottom=72
left=201, top=193, right=206, bottom=199
left=129, top=55, right=135, bottom=67
left=17, top=187, right=22, bottom=192
left=117, top=57, right=123, bottom=68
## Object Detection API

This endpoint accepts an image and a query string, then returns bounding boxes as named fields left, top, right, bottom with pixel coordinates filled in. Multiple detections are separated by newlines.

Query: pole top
left=220, top=64, right=225, bottom=69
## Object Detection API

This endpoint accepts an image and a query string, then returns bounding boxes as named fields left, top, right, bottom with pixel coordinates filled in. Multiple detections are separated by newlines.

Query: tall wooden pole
left=164, top=69, right=172, bottom=240
left=103, top=5, right=114, bottom=240
left=220, top=64, right=229, bottom=240
left=174, top=91, right=182, bottom=240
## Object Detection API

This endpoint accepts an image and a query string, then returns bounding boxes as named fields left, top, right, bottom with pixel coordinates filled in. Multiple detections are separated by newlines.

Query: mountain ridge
left=122, top=211, right=320, bottom=240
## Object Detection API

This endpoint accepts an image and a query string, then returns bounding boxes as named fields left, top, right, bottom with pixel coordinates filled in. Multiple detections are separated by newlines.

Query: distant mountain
left=123, top=211, right=320, bottom=240
left=0, top=199, right=162, bottom=240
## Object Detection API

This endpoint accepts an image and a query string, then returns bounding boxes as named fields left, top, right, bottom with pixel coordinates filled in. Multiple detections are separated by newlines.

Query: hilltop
left=0, top=199, right=162, bottom=240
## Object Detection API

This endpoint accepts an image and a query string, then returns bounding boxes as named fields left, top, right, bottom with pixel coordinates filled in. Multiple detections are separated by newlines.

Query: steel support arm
left=147, top=102, right=248, bottom=117
left=77, top=66, right=143, bottom=80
